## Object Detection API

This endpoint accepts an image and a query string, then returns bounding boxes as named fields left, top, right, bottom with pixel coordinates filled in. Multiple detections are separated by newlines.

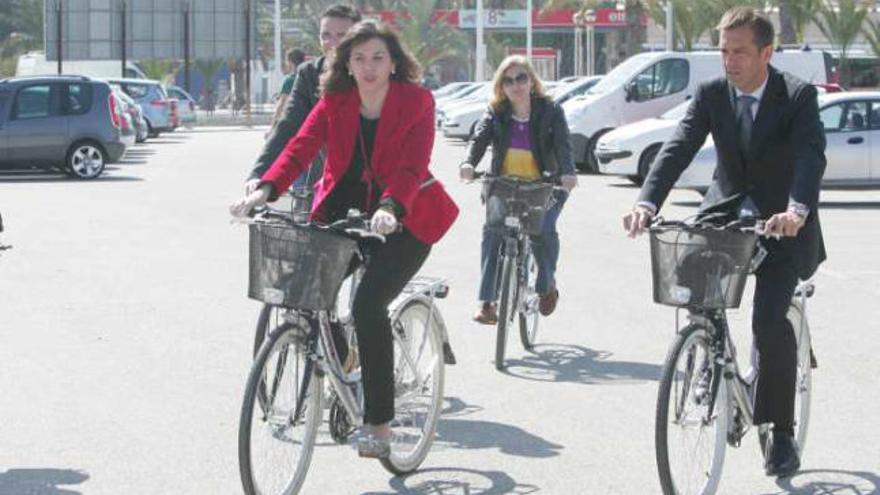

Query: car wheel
left=582, top=130, right=612, bottom=174
left=65, top=141, right=106, bottom=179
left=146, top=121, right=158, bottom=138
left=636, top=144, right=662, bottom=186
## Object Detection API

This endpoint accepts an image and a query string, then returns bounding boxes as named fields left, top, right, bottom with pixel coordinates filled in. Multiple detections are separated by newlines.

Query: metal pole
left=274, top=0, right=282, bottom=93
left=184, top=1, right=191, bottom=93
left=587, top=25, right=594, bottom=76
left=475, top=0, right=484, bottom=81
left=56, top=0, right=63, bottom=75
left=526, top=0, right=532, bottom=61
left=245, top=0, right=252, bottom=125
left=121, top=0, right=127, bottom=78
left=666, top=0, right=674, bottom=51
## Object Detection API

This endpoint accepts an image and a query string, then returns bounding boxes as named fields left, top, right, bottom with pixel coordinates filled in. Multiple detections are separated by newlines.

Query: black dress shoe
left=442, top=341, right=457, bottom=365
left=765, top=432, right=801, bottom=477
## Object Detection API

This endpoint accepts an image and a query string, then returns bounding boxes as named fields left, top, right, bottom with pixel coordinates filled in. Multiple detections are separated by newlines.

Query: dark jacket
left=463, top=96, right=575, bottom=180
left=249, top=56, right=325, bottom=181
left=639, top=66, right=827, bottom=279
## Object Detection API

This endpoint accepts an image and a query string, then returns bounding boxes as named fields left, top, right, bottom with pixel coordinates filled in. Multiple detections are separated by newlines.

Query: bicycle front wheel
left=239, top=324, right=323, bottom=495
left=253, top=303, right=280, bottom=358
left=656, top=324, right=728, bottom=495
left=381, top=299, right=446, bottom=475
left=495, top=254, right=517, bottom=371
left=518, top=249, right=540, bottom=351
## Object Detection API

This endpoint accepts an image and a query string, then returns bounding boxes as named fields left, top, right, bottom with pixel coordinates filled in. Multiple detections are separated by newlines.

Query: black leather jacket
left=462, top=96, right=575, bottom=180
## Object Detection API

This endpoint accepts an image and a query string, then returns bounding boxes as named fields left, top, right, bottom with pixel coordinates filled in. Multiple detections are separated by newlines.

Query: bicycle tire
left=757, top=301, right=813, bottom=461
left=656, top=324, right=728, bottom=495
left=495, top=254, right=516, bottom=371
left=239, top=324, right=323, bottom=495
left=518, top=249, right=540, bottom=351
left=380, top=299, right=446, bottom=475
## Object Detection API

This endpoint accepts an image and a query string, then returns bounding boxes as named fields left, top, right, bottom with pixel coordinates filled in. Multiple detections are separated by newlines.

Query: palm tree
left=646, top=0, right=718, bottom=51
left=776, top=0, right=797, bottom=44
left=813, top=0, right=871, bottom=85
left=395, top=0, right=468, bottom=72
left=139, top=59, right=172, bottom=82
left=771, top=0, right=819, bottom=44
left=194, top=58, right=226, bottom=91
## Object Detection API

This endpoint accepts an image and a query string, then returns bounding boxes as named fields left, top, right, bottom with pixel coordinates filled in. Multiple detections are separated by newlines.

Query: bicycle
left=252, top=189, right=457, bottom=366
left=649, top=218, right=816, bottom=495
left=237, top=208, right=448, bottom=495
left=478, top=176, right=558, bottom=371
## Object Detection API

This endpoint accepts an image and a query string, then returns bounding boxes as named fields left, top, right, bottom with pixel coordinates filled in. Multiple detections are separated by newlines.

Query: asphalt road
left=1, top=127, right=878, bottom=494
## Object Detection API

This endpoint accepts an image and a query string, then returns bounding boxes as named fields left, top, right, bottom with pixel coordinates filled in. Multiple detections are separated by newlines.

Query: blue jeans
left=478, top=189, right=567, bottom=302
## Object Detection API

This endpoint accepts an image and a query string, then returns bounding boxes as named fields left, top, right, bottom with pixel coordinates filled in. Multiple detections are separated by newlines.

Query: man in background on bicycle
left=244, top=4, right=361, bottom=210
left=623, top=7, right=826, bottom=478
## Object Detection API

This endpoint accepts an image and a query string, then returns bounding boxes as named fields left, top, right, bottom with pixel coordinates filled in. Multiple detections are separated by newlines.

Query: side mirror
left=625, top=81, right=638, bottom=102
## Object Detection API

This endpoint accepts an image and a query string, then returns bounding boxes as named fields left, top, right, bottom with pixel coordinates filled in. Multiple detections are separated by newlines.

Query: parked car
left=0, top=75, right=127, bottom=178
left=439, top=84, right=496, bottom=139
left=564, top=50, right=830, bottom=172
left=436, top=83, right=489, bottom=128
left=112, top=88, right=148, bottom=143
left=432, top=82, right=472, bottom=100
left=105, top=78, right=173, bottom=137
left=553, top=75, right=602, bottom=105
left=635, top=92, right=880, bottom=191
left=166, top=85, right=197, bottom=125
left=596, top=84, right=848, bottom=185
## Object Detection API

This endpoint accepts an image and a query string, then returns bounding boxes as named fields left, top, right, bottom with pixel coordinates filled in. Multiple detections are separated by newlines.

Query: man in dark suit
left=624, top=7, right=826, bottom=477
left=244, top=4, right=361, bottom=198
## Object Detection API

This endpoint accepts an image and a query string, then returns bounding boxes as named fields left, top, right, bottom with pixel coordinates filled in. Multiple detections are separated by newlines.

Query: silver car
left=0, top=75, right=128, bottom=179
left=105, top=78, right=173, bottom=137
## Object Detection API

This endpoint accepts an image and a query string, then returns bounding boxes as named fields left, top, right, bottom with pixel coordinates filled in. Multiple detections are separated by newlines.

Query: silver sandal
left=356, top=433, right=391, bottom=459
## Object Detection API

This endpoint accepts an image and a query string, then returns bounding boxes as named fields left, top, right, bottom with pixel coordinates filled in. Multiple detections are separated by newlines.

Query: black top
left=322, top=116, right=382, bottom=222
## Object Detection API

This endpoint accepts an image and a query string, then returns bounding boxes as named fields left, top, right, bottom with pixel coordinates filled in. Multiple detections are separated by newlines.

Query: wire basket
left=649, top=226, right=758, bottom=309
left=248, top=222, right=357, bottom=310
left=484, top=178, right=554, bottom=235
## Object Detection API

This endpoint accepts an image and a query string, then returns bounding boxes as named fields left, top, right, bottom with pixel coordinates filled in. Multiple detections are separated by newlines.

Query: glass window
left=842, top=101, right=868, bottom=131
left=819, top=103, right=843, bottom=131
left=13, top=84, right=52, bottom=119
left=64, top=83, right=93, bottom=115
left=869, top=101, right=880, bottom=129
left=122, top=83, right=149, bottom=99
left=632, top=59, right=689, bottom=101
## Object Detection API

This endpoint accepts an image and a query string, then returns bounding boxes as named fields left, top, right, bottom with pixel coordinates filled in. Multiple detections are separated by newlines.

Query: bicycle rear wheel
left=518, top=249, right=540, bottom=351
left=381, top=299, right=446, bottom=475
left=239, top=324, right=323, bottom=495
left=758, top=301, right=813, bottom=460
left=495, top=254, right=517, bottom=371
left=656, top=324, right=728, bottom=495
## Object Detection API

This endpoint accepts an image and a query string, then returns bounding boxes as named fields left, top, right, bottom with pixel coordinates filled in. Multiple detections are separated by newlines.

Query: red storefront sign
left=371, top=8, right=646, bottom=29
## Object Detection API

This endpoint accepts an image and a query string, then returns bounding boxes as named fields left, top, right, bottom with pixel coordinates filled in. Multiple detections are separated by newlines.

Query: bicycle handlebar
left=234, top=206, right=387, bottom=243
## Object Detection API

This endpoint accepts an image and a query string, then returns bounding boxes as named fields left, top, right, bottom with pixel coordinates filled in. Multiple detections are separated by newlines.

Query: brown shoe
left=473, top=302, right=498, bottom=325
left=539, top=286, right=559, bottom=316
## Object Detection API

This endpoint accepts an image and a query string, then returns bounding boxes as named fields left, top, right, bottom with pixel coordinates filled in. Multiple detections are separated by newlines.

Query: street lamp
left=584, top=9, right=596, bottom=76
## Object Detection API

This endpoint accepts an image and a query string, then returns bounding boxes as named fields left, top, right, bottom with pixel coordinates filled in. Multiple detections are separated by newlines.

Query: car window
left=819, top=103, right=844, bottom=131
left=0, top=89, right=9, bottom=117
left=13, top=84, right=55, bottom=120
left=122, top=83, right=149, bottom=99
left=64, top=83, right=93, bottom=115
left=633, top=59, right=689, bottom=101
left=869, top=101, right=880, bottom=129
left=842, top=101, right=868, bottom=131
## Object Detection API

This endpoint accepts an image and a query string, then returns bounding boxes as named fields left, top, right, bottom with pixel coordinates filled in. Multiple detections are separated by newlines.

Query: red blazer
left=262, top=81, right=458, bottom=245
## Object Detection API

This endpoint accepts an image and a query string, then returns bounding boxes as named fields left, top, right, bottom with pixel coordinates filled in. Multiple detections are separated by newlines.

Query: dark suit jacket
left=248, top=57, right=325, bottom=181
left=639, top=66, right=827, bottom=279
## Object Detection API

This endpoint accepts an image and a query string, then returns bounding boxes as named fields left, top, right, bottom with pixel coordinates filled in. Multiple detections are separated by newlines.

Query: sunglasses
left=502, top=73, right=529, bottom=86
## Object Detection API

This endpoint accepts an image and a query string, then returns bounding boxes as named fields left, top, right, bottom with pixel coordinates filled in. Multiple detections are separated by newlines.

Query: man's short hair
left=717, top=7, right=775, bottom=49
left=286, top=48, right=305, bottom=67
left=321, top=4, right=362, bottom=23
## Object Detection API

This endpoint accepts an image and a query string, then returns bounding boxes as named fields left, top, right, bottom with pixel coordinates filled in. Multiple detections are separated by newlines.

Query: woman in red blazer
left=231, top=21, right=458, bottom=458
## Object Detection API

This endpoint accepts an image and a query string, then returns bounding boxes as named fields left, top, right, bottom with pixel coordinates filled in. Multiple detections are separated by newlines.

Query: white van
left=16, top=52, right=146, bottom=79
left=564, top=50, right=829, bottom=171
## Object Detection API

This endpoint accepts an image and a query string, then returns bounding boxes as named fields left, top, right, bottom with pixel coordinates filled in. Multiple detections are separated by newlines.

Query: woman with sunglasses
left=460, top=55, right=578, bottom=324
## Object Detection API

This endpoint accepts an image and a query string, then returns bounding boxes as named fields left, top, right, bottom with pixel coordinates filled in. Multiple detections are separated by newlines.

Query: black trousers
left=751, top=248, right=799, bottom=429
left=353, top=229, right=430, bottom=425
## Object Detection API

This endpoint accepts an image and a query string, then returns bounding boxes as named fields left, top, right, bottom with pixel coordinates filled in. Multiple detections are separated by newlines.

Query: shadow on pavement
left=0, top=173, right=143, bottom=183
left=0, top=468, right=89, bottom=495
left=760, top=468, right=880, bottom=495
left=817, top=201, right=880, bottom=210
left=434, top=417, right=563, bottom=458
left=502, top=343, right=662, bottom=384
left=362, top=467, right=539, bottom=495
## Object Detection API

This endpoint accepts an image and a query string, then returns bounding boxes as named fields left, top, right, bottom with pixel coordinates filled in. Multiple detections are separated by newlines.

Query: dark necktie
left=736, top=95, right=757, bottom=154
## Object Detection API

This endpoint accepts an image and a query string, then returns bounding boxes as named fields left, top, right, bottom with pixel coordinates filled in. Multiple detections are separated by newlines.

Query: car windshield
left=586, top=53, right=653, bottom=96
left=660, top=100, right=691, bottom=120
left=448, top=84, right=482, bottom=99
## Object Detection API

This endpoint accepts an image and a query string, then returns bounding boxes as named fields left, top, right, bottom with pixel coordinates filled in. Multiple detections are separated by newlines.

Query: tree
left=776, top=0, right=797, bottom=44
left=813, top=0, right=871, bottom=85
left=394, top=0, right=468, bottom=73
left=139, top=59, right=172, bottom=82
left=645, top=0, right=718, bottom=51
left=194, top=58, right=226, bottom=91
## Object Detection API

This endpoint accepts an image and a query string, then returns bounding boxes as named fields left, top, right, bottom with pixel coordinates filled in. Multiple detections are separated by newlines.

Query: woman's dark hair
left=321, top=20, right=422, bottom=95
